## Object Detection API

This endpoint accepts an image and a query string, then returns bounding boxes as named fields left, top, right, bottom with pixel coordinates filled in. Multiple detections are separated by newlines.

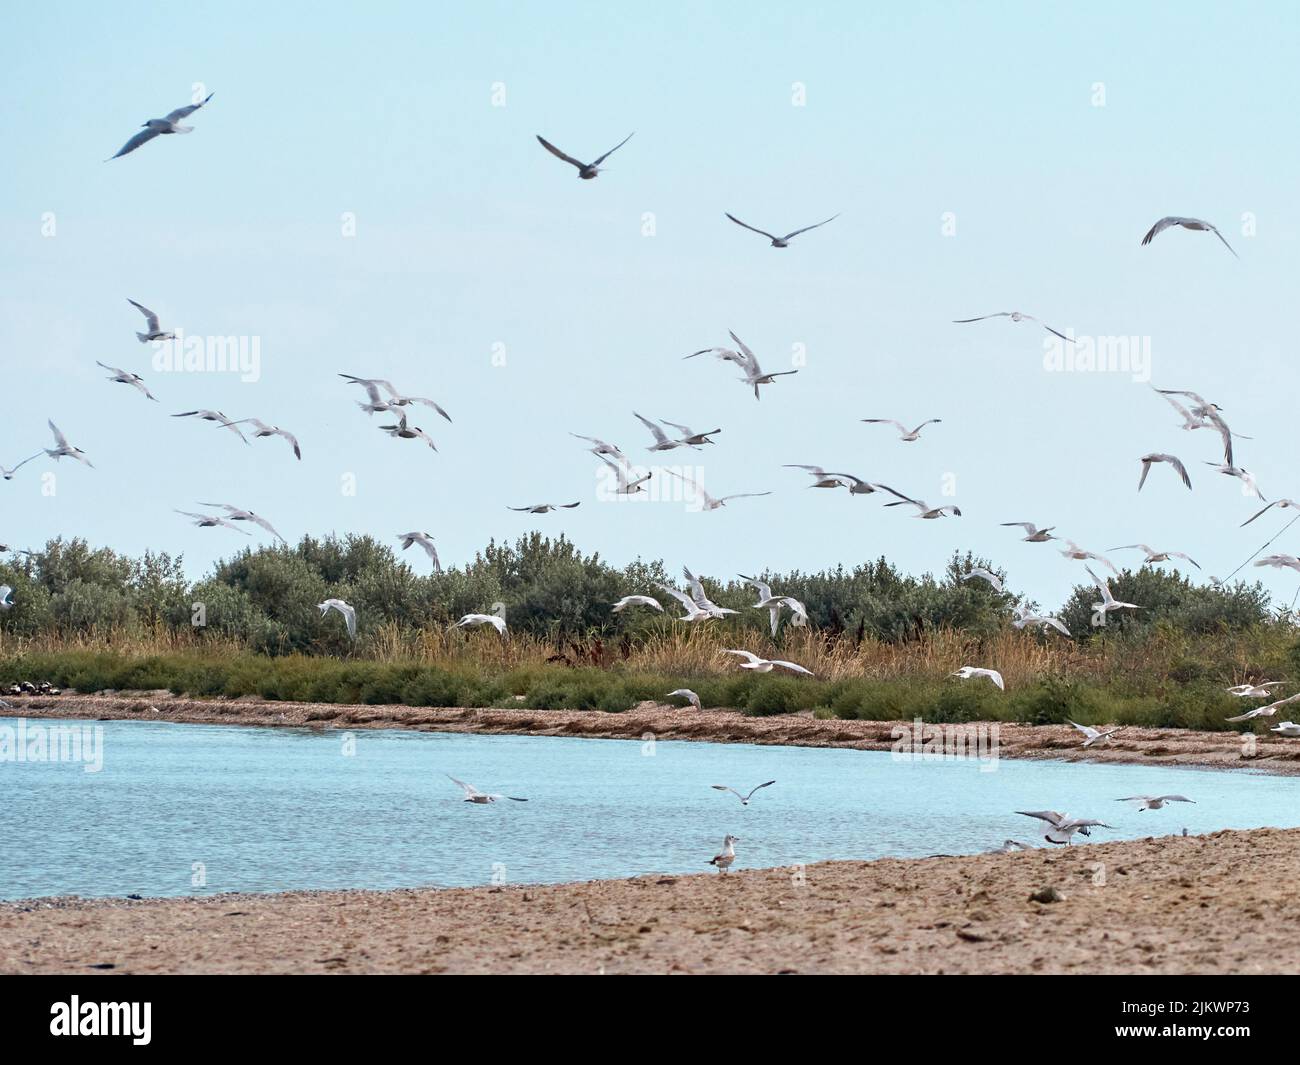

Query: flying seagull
left=96, top=361, right=158, bottom=401
left=339, top=376, right=452, bottom=423
left=1110, top=544, right=1200, bottom=570
left=318, top=598, right=357, bottom=639
left=952, top=311, right=1073, bottom=343
left=666, top=688, right=701, bottom=710
left=1269, top=721, right=1300, bottom=737
left=44, top=422, right=93, bottom=467
left=724, top=212, right=839, bottom=248
left=1059, top=539, right=1117, bottom=574
left=1226, top=681, right=1286, bottom=699
left=599, top=455, right=650, bottom=495
left=1140, top=216, right=1238, bottom=258
left=1016, top=810, right=1111, bottom=846
left=173, top=410, right=248, bottom=443
left=1066, top=720, right=1125, bottom=748
left=1138, top=453, right=1192, bottom=491
left=1013, top=610, right=1071, bottom=637
left=951, top=666, right=1005, bottom=690
left=1116, top=794, right=1195, bottom=811
left=785, top=465, right=878, bottom=493
left=663, top=469, right=770, bottom=512
left=107, top=92, right=215, bottom=160
left=659, top=420, right=721, bottom=447
left=398, top=532, right=440, bottom=572
left=229, top=419, right=301, bottom=460
left=199, top=504, right=285, bottom=544
left=447, top=774, right=527, bottom=803
left=721, top=649, right=814, bottom=676
left=878, top=485, right=960, bottom=519
left=1087, top=566, right=1141, bottom=617
left=707, top=835, right=739, bottom=873
left=377, top=410, right=437, bottom=451
left=536, top=132, right=634, bottom=179
left=1, top=454, right=42, bottom=481
left=0, top=585, right=13, bottom=610
left=1241, top=499, right=1300, bottom=528
left=634, top=412, right=691, bottom=452
left=126, top=298, right=175, bottom=343
left=1002, top=521, right=1055, bottom=542
left=570, top=433, right=628, bottom=466
left=175, top=509, right=250, bottom=535
left=1203, top=462, right=1263, bottom=499
left=964, top=568, right=1004, bottom=593
left=612, top=595, right=662, bottom=613
left=861, top=418, right=941, bottom=442
left=711, top=781, right=776, bottom=806
left=726, top=331, right=798, bottom=400
left=455, top=613, right=507, bottom=635
left=509, top=502, right=580, bottom=514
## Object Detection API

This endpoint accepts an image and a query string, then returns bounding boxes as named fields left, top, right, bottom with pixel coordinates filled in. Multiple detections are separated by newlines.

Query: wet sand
left=5, top=690, right=1298, bottom=774
left=2, top=828, right=1295, bottom=974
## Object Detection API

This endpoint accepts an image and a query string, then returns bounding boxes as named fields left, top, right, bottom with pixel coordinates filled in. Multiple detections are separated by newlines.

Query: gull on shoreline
left=1017, top=810, right=1111, bottom=845
left=707, top=835, right=739, bottom=873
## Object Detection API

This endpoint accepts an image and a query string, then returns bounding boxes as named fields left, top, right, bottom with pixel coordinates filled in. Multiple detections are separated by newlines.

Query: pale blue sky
left=2, top=1, right=1298, bottom=608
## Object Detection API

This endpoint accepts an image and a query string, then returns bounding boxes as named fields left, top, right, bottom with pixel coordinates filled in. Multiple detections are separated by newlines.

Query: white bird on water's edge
left=318, top=599, right=357, bottom=639
left=1016, top=810, right=1111, bottom=845
left=711, top=781, right=776, bottom=806
left=447, top=774, right=528, bottom=803
left=107, top=92, right=215, bottom=160
left=708, top=835, right=739, bottom=873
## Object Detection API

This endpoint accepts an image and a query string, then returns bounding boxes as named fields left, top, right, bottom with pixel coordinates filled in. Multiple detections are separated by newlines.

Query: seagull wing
left=744, top=781, right=777, bottom=800
left=590, top=132, right=634, bottom=166
left=535, top=135, right=585, bottom=170
left=164, top=92, right=214, bottom=123
left=127, top=299, right=161, bottom=332
left=725, top=213, right=781, bottom=242
left=108, top=127, right=161, bottom=160
left=633, top=411, right=671, bottom=446
left=780, top=214, right=840, bottom=240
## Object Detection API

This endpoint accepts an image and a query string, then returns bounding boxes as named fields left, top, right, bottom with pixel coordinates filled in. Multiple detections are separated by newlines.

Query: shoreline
left=3, top=828, right=1296, bottom=974
left=3, top=690, right=1297, bottom=775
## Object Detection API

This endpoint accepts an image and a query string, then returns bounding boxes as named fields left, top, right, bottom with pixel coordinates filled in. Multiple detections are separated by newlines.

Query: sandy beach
left=4, top=690, right=1297, bottom=774
left=2, top=827, right=1294, bottom=974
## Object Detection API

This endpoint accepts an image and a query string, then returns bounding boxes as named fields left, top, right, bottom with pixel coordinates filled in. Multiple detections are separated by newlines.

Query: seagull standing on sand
left=455, top=613, right=508, bottom=635
left=724, top=212, right=839, bottom=248
left=447, top=774, right=528, bottom=803
left=44, top=422, right=94, bottom=467
left=1138, top=453, right=1192, bottom=491
left=951, top=666, right=1005, bottom=690
left=1140, top=216, right=1238, bottom=258
left=1016, top=810, right=1111, bottom=845
left=1116, top=795, right=1195, bottom=811
left=126, top=299, right=176, bottom=343
left=96, top=361, right=158, bottom=401
left=952, top=311, right=1073, bottom=343
left=318, top=599, right=357, bottom=639
left=707, top=835, right=739, bottom=873
left=721, top=649, right=814, bottom=676
left=861, top=418, right=942, bottom=442
left=666, top=688, right=701, bottom=710
left=711, top=781, right=776, bottom=806
left=536, top=133, right=634, bottom=179
left=398, top=532, right=441, bottom=572
left=1066, top=720, right=1126, bottom=748
left=107, top=92, right=215, bottom=160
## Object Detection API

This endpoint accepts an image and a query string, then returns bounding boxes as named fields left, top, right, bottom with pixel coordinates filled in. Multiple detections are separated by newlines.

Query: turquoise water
left=1, top=716, right=1296, bottom=900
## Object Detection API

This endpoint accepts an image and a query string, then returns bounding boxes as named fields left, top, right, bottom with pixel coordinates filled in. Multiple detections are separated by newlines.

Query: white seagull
left=666, top=688, right=701, bottom=710
left=173, top=410, right=248, bottom=443
left=1241, top=499, right=1300, bottom=528
left=1116, top=794, right=1196, bottom=811
left=664, top=469, right=770, bottom=512
left=1016, top=810, right=1111, bottom=846
left=711, top=781, right=776, bottom=806
left=1110, top=544, right=1200, bottom=570
left=1086, top=566, right=1141, bottom=617
left=509, top=501, right=580, bottom=514
left=878, top=485, right=960, bottom=519
left=1, top=454, right=42, bottom=481
left=1254, top=554, right=1300, bottom=573
left=377, top=410, right=437, bottom=451
left=571, top=433, right=629, bottom=466
left=1226, top=691, right=1300, bottom=722
left=175, top=509, right=250, bottom=535
left=229, top=419, right=301, bottom=460
left=0, top=585, right=13, bottom=610
left=447, top=774, right=527, bottom=803
left=318, top=599, right=357, bottom=639
left=1204, top=462, right=1263, bottom=499
left=721, top=649, right=814, bottom=676
left=398, top=532, right=440, bottom=572
left=612, top=595, right=663, bottom=613
left=951, top=666, right=1005, bottom=690
left=126, top=299, right=176, bottom=343
left=96, top=361, right=158, bottom=401
left=200, top=504, right=286, bottom=544
left=727, top=332, right=798, bottom=400
left=861, top=418, right=941, bottom=442
left=1066, top=720, right=1125, bottom=748
left=536, top=132, right=634, bottom=179
left=953, top=311, right=1073, bottom=343
left=707, top=835, right=739, bottom=873
left=108, top=92, right=215, bottom=160
left=44, top=422, right=94, bottom=467
left=1269, top=721, right=1300, bottom=737
left=784, top=465, right=879, bottom=494
left=1226, top=681, right=1286, bottom=698
left=964, top=568, right=1004, bottom=592
left=1140, top=216, right=1238, bottom=258
left=599, top=455, right=650, bottom=495
left=1138, top=453, right=1192, bottom=491
left=724, top=212, right=839, bottom=248
left=1002, top=521, right=1056, bottom=542
left=739, top=574, right=808, bottom=636
left=1013, top=611, right=1071, bottom=637
left=1059, top=539, right=1117, bottom=574
left=339, top=376, right=452, bottom=423
left=455, top=613, right=508, bottom=635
